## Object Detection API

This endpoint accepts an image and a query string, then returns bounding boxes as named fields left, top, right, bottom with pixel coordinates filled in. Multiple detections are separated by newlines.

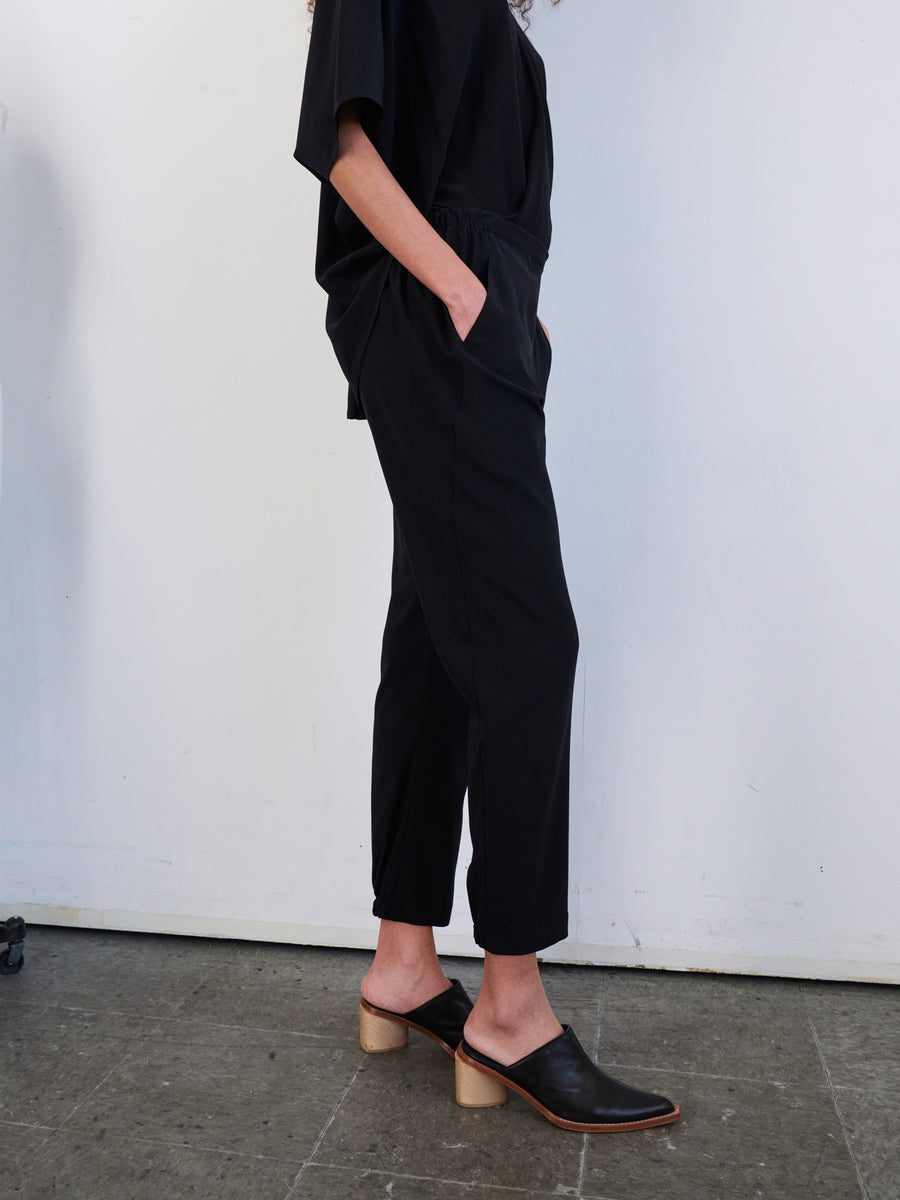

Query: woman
left=294, top=0, right=680, bottom=1132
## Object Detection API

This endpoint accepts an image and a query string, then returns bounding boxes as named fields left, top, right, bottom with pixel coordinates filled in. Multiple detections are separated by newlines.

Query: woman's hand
left=538, top=317, right=551, bottom=345
left=444, top=271, right=488, bottom=342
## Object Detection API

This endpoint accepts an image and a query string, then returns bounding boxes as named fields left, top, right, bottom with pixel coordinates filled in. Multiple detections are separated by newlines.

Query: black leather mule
left=456, top=1025, right=681, bottom=1132
left=360, top=978, right=474, bottom=1056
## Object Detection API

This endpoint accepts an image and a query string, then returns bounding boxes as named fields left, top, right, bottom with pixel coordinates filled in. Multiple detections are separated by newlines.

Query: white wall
left=1, top=0, right=898, bottom=983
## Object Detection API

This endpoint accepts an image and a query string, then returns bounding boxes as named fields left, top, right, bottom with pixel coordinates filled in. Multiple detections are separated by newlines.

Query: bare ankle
left=462, top=951, right=563, bottom=1064
left=360, top=921, right=450, bottom=1012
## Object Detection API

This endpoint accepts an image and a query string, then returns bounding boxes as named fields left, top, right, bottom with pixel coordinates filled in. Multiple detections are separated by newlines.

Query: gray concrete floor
left=0, top=927, right=897, bottom=1199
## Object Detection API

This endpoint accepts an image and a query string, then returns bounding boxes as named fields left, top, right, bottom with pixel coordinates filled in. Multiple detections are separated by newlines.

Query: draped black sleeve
left=294, top=0, right=385, bottom=185
left=293, top=0, right=522, bottom=420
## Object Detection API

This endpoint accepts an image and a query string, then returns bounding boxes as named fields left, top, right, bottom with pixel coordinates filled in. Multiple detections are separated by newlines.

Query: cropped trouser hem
left=372, top=898, right=454, bottom=930
left=370, top=902, right=569, bottom=957
left=474, top=919, right=569, bottom=958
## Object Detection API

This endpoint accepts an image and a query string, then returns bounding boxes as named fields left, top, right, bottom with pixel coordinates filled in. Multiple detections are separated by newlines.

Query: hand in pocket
left=446, top=270, right=488, bottom=343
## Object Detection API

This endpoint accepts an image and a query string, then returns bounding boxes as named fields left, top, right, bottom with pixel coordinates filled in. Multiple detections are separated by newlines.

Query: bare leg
left=361, top=919, right=452, bottom=1013
left=463, top=951, right=563, bottom=1066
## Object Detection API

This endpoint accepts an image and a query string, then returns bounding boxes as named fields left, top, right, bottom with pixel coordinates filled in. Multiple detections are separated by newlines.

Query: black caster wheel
left=0, top=947, right=25, bottom=975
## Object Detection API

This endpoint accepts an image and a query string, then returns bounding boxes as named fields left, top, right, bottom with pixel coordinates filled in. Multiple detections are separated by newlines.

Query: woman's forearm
left=329, top=103, right=486, bottom=340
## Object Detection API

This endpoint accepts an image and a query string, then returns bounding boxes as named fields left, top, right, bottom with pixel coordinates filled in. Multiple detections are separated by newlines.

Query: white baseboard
left=3, top=902, right=897, bottom=985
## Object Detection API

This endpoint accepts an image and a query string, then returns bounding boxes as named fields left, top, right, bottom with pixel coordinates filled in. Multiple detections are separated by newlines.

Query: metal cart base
left=1, top=916, right=26, bottom=974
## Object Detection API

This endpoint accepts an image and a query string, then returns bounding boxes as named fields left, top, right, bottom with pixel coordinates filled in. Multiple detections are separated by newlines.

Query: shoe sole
left=359, top=998, right=456, bottom=1057
left=455, top=1044, right=682, bottom=1133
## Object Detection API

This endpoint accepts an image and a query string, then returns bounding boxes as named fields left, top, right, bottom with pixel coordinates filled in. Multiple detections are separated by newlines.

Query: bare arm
left=329, top=102, right=487, bottom=341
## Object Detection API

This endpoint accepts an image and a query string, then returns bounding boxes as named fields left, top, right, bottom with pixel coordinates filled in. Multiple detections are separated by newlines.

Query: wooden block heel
left=359, top=1001, right=409, bottom=1053
left=455, top=1048, right=509, bottom=1108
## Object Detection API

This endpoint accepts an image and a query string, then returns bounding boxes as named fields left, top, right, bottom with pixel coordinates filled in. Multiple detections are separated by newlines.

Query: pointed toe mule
left=455, top=1025, right=681, bottom=1132
left=360, top=979, right=474, bottom=1057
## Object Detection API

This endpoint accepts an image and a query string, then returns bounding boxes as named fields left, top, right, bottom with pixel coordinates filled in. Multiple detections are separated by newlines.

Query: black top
left=294, top=0, right=553, bottom=419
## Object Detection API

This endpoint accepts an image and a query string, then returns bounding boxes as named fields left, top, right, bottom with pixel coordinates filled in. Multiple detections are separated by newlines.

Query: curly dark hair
left=306, top=1, right=560, bottom=28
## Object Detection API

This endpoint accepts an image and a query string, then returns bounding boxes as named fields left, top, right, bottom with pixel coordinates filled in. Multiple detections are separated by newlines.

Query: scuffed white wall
left=1, top=1, right=898, bottom=981
left=541, top=0, right=900, bottom=978
left=0, top=0, right=387, bottom=941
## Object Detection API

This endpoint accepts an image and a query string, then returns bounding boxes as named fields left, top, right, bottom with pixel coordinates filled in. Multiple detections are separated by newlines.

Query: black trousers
left=359, top=206, right=579, bottom=955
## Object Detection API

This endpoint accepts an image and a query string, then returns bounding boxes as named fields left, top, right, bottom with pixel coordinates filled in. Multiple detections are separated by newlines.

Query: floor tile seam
left=0, top=1120, right=60, bottom=1151
left=131, top=1005, right=363, bottom=1042
left=19, top=1004, right=357, bottom=1056
left=53, top=1051, right=140, bottom=1130
left=284, top=1062, right=364, bottom=1200
left=806, top=1011, right=869, bottom=1200
left=10, top=999, right=160, bottom=1022
left=21, top=1005, right=182, bottom=1052
left=599, top=1001, right=820, bottom=1019
left=580, top=1192, right=738, bottom=1200
left=297, top=1160, right=566, bottom=1196
left=0, top=1120, right=56, bottom=1133
left=41, top=1125, right=289, bottom=1162
left=142, top=1015, right=359, bottom=1045
left=593, top=1061, right=826, bottom=1088
left=833, top=1081, right=896, bottom=1095
left=166, top=959, right=245, bottom=1016
left=580, top=1192, right=682, bottom=1200
left=576, top=992, right=604, bottom=1199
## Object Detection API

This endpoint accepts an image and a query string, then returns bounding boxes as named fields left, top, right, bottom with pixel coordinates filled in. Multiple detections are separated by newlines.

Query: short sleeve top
left=294, top=0, right=554, bottom=419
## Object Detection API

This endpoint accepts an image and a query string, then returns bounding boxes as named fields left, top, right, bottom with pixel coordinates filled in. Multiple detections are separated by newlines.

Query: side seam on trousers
left=362, top=206, right=578, bottom=955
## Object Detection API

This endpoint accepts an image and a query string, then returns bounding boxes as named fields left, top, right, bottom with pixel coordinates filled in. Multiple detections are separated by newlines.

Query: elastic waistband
left=429, top=205, right=548, bottom=266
